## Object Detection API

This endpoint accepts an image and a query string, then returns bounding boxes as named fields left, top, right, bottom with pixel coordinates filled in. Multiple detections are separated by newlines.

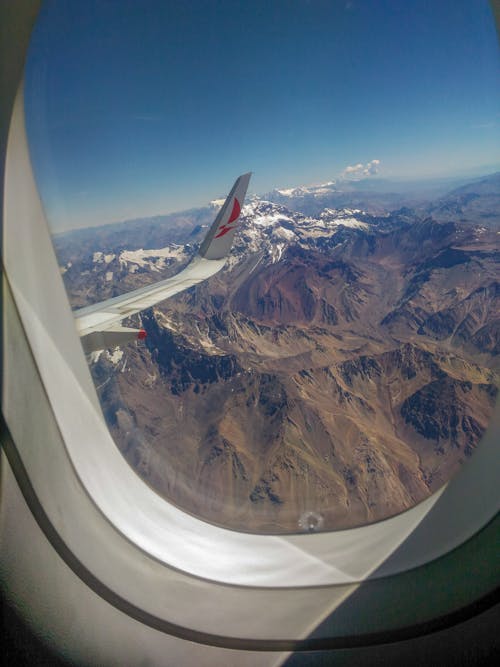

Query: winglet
left=198, top=172, right=251, bottom=260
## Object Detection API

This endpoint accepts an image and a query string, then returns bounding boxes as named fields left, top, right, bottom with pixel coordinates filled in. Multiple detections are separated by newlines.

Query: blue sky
left=25, top=0, right=500, bottom=231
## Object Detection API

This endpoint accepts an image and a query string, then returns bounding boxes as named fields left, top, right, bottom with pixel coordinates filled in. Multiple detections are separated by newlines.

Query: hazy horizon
left=25, top=1, right=500, bottom=232
left=50, top=166, right=498, bottom=235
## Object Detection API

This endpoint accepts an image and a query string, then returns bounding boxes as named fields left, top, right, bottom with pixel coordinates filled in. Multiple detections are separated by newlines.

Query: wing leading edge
left=75, top=173, right=251, bottom=353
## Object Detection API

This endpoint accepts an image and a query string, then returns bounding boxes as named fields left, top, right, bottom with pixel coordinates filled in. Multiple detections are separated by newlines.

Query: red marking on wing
left=228, top=197, right=241, bottom=223
left=214, top=197, right=241, bottom=239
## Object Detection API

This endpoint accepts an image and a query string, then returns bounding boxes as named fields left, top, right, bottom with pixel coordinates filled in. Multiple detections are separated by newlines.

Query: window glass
left=25, top=1, right=500, bottom=533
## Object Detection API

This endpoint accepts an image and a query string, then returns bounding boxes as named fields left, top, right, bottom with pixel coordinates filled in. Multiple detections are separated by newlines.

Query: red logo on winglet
left=214, top=198, right=241, bottom=238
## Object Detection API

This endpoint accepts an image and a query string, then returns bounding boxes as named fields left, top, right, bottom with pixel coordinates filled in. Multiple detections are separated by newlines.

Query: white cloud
left=342, top=159, right=380, bottom=179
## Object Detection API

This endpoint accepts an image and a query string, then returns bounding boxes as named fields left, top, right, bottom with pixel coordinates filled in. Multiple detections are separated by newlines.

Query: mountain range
left=57, top=173, right=499, bottom=533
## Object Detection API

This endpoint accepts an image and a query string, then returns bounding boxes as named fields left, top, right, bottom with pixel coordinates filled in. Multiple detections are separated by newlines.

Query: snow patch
left=320, top=209, right=368, bottom=229
left=119, top=246, right=186, bottom=271
left=89, top=350, right=103, bottom=364
left=338, top=218, right=368, bottom=230
left=274, top=226, right=296, bottom=240
left=93, top=251, right=115, bottom=264
left=107, top=347, right=123, bottom=365
left=273, top=181, right=337, bottom=198
left=210, top=198, right=225, bottom=208
left=271, top=243, right=286, bottom=263
left=253, top=212, right=293, bottom=227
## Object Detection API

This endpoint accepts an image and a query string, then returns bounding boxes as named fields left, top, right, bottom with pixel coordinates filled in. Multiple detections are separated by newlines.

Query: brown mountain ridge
left=72, top=200, right=499, bottom=533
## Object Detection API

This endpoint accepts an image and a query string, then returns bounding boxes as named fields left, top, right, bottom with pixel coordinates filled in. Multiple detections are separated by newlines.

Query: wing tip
left=238, top=171, right=252, bottom=185
left=198, top=173, right=252, bottom=260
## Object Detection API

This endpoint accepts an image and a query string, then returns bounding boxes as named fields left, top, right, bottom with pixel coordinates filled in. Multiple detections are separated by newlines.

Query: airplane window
left=24, top=0, right=499, bottom=534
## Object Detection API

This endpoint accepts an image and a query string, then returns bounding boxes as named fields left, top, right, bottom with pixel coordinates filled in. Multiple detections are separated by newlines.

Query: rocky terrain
left=424, top=172, right=500, bottom=229
left=58, top=175, right=499, bottom=533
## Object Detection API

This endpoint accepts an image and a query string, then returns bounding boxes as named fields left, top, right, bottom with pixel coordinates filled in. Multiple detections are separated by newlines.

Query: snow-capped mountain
left=263, top=176, right=447, bottom=216
left=271, top=180, right=337, bottom=198
left=217, top=198, right=371, bottom=266
left=85, top=198, right=374, bottom=280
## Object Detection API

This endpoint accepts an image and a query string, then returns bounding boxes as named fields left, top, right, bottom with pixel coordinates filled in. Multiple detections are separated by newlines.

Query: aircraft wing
left=75, top=172, right=251, bottom=352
